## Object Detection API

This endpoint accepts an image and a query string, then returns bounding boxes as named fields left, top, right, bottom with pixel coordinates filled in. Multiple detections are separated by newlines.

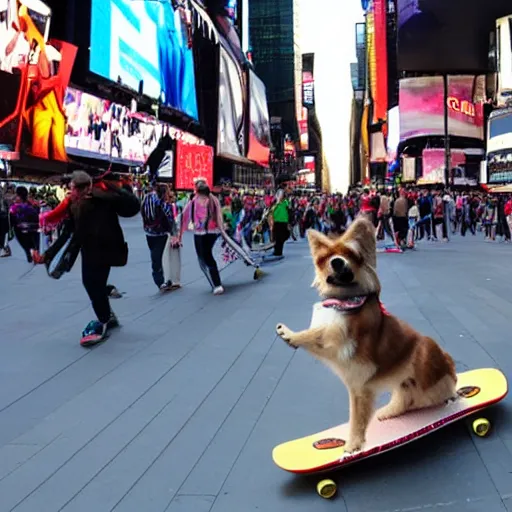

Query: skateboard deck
left=273, top=368, right=507, bottom=474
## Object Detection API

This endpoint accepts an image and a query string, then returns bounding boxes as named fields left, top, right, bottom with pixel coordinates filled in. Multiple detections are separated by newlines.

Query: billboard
left=419, top=148, right=472, bottom=185
left=217, top=43, right=246, bottom=160
left=0, top=0, right=77, bottom=161
left=175, top=140, right=214, bottom=190
left=64, top=87, right=201, bottom=166
left=246, top=69, right=271, bottom=167
left=64, top=87, right=163, bottom=165
left=397, top=0, right=512, bottom=73
left=399, top=76, right=485, bottom=142
left=303, top=71, right=314, bottom=107
left=90, top=0, right=198, bottom=119
left=373, top=0, right=388, bottom=123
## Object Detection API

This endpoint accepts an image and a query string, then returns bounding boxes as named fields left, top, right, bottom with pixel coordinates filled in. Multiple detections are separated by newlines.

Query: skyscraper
left=249, top=0, right=301, bottom=141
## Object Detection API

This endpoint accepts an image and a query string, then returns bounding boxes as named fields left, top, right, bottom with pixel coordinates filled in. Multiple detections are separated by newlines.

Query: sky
left=299, top=0, right=364, bottom=192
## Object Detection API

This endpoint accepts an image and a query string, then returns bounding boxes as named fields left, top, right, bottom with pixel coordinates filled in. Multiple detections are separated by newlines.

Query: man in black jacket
left=69, top=171, right=140, bottom=347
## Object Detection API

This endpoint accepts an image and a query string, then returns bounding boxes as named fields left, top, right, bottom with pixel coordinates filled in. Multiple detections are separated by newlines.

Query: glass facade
left=249, top=0, right=298, bottom=116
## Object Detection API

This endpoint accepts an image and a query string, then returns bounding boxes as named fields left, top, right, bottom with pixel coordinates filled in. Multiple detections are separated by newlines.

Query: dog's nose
left=330, top=257, right=354, bottom=284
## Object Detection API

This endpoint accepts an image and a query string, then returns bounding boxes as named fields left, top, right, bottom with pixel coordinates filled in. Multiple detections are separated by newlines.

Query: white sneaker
left=213, top=286, right=225, bottom=295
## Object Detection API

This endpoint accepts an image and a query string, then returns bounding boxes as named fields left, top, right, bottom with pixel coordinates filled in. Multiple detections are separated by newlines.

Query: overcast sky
left=299, top=0, right=364, bottom=192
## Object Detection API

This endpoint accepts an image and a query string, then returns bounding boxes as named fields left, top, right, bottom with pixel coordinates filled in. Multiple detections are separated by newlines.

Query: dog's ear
left=307, top=229, right=332, bottom=255
left=342, top=217, right=377, bottom=267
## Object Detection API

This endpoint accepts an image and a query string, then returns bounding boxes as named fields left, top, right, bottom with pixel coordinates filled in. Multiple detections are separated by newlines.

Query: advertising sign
left=0, top=0, right=76, bottom=161
left=90, top=0, right=198, bottom=119
left=246, top=69, right=271, bottom=167
left=217, top=43, right=245, bottom=160
left=399, top=76, right=485, bottom=142
left=175, top=140, right=214, bottom=190
left=64, top=87, right=200, bottom=165
left=298, top=107, right=308, bottom=151
left=419, top=148, right=470, bottom=185
left=64, top=87, right=163, bottom=165
left=303, top=71, right=314, bottom=107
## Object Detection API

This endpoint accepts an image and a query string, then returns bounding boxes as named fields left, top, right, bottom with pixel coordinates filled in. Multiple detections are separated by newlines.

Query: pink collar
left=321, top=295, right=389, bottom=316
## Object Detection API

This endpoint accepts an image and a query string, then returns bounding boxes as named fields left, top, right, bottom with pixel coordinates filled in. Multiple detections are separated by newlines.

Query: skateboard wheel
left=254, top=268, right=263, bottom=280
left=317, top=479, right=336, bottom=499
left=472, top=418, right=491, bottom=437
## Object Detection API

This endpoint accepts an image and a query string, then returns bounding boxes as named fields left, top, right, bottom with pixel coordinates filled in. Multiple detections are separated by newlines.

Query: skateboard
left=272, top=368, right=507, bottom=498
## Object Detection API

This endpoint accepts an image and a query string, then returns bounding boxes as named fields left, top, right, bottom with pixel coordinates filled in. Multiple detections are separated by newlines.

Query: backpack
left=142, top=196, right=170, bottom=233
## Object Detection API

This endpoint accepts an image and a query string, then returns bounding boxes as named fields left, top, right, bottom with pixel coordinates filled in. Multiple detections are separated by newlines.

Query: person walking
left=271, top=189, right=290, bottom=258
left=40, top=171, right=140, bottom=346
left=9, top=186, right=40, bottom=262
left=179, top=179, right=225, bottom=295
left=141, top=184, right=177, bottom=292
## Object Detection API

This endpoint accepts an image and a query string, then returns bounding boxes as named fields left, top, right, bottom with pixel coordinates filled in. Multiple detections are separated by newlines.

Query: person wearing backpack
left=141, top=184, right=177, bottom=292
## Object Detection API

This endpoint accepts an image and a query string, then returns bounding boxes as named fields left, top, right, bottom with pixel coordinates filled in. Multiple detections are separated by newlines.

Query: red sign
left=175, top=141, right=214, bottom=190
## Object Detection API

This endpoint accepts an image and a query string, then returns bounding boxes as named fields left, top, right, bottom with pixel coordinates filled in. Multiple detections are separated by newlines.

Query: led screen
left=90, top=0, right=198, bottom=119
left=64, top=87, right=166, bottom=165
left=397, top=0, right=511, bottom=72
left=399, top=76, right=484, bottom=142
left=0, top=0, right=76, bottom=161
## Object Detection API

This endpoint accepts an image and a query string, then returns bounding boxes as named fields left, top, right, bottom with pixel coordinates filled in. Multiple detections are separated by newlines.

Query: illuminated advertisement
left=246, top=69, right=271, bottom=167
left=0, top=0, right=77, bottom=161
left=366, top=7, right=376, bottom=114
left=65, top=87, right=201, bottom=165
left=298, top=107, right=308, bottom=151
left=303, top=71, right=314, bottom=107
left=399, top=76, right=485, bottom=142
left=419, top=148, right=468, bottom=185
left=373, top=0, right=388, bottom=123
left=397, top=0, right=511, bottom=73
left=90, top=0, right=198, bottom=119
left=64, top=87, right=161, bottom=165
left=217, top=43, right=245, bottom=160
left=175, top=140, right=214, bottom=190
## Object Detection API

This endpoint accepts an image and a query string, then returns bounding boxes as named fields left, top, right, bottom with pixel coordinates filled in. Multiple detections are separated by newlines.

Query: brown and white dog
left=276, top=217, right=456, bottom=454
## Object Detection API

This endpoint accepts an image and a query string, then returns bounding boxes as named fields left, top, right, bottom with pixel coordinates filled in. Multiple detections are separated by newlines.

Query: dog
left=276, top=217, right=456, bottom=454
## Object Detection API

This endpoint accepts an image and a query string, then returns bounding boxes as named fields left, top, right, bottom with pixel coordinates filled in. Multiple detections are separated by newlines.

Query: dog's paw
left=276, top=323, right=297, bottom=348
left=344, top=437, right=365, bottom=454
left=376, top=405, right=400, bottom=422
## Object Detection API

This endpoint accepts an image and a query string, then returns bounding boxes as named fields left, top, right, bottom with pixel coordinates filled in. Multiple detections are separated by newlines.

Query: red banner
left=175, top=141, right=214, bottom=190
left=373, top=0, right=388, bottom=124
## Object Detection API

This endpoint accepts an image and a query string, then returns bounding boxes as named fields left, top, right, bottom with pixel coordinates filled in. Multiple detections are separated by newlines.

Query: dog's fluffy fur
left=276, top=217, right=456, bottom=453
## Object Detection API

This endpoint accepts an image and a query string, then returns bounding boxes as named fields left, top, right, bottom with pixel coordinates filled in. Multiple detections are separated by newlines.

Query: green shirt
left=273, top=200, right=289, bottom=223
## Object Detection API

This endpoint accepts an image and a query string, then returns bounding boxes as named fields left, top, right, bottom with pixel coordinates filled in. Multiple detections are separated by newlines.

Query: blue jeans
left=146, top=235, right=168, bottom=287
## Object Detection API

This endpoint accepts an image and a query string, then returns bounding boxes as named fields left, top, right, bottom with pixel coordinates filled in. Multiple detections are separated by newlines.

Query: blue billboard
left=90, top=0, right=198, bottom=120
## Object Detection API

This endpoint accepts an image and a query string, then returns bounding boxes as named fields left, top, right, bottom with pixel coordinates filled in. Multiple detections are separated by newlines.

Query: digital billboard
left=64, top=87, right=201, bottom=166
left=246, top=69, right=271, bottom=167
left=303, top=71, right=314, bottom=107
left=90, top=0, right=198, bottom=119
left=175, top=140, right=214, bottom=190
left=397, top=0, right=512, bottom=73
left=419, top=148, right=473, bottom=185
left=0, top=0, right=77, bottom=161
left=399, top=76, right=485, bottom=142
left=217, top=43, right=245, bottom=160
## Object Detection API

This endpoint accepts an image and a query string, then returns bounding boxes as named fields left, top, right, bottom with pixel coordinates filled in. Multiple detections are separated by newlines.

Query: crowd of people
left=2, top=175, right=512, bottom=346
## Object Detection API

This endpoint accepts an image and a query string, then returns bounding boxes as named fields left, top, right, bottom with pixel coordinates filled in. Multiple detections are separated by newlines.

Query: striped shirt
left=141, top=192, right=176, bottom=236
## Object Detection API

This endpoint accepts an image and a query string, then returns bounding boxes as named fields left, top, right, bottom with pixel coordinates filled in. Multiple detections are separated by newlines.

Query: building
left=249, top=0, right=301, bottom=143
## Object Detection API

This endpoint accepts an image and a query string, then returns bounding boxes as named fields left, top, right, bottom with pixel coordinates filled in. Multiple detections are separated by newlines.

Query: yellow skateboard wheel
left=317, top=479, right=337, bottom=499
left=472, top=418, right=491, bottom=437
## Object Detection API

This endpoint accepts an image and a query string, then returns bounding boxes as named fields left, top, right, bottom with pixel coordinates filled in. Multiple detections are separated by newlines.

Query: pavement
left=1, top=217, right=512, bottom=512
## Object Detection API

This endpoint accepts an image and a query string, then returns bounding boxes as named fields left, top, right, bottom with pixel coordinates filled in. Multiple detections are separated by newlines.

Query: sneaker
left=213, top=286, right=225, bottom=295
left=80, top=320, right=108, bottom=347
left=159, top=282, right=173, bottom=292
left=0, top=247, right=11, bottom=258
left=170, top=283, right=182, bottom=290
left=106, top=312, right=120, bottom=331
